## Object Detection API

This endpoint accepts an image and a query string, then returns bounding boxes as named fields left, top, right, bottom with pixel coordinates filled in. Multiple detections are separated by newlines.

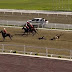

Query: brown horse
left=0, top=30, right=13, bottom=41
left=50, top=33, right=63, bottom=40
left=22, top=27, right=37, bottom=36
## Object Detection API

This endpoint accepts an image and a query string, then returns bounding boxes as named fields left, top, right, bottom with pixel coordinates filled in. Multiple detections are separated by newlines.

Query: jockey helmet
left=4, top=28, right=6, bottom=30
left=27, top=22, right=30, bottom=24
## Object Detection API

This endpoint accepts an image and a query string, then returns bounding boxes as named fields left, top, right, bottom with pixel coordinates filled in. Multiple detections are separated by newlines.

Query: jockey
left=26, top=25, right=29, bottom=30
left=3, top=28, right=7, bottom=34
left=26, top=21, right=34, bottom=30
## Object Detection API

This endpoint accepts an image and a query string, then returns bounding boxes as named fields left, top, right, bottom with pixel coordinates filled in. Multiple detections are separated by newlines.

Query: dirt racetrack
left=0, top=27, right=72, bottom=50
left=0, top=54, right=72, bottom=72
left=0, top=12, right=72, bottom=72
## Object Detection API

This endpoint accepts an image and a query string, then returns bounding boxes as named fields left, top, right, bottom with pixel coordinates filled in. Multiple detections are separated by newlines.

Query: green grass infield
left=0, top=0, right=72, bottom=11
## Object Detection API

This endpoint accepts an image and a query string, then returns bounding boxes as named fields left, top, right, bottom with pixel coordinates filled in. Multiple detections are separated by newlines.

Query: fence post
left=38, top=13, right=39, bottom=16
left=12, top=12, right=13, bottom=15
left=51, top=25, right=52, bottom=29
left=66, top=14, right=67, bottom=17
left=47, top=14, right=48, bottom=16
left=70, top=50, right=72, bottom=59
left=2, top=44, right=4, bottom=53
left=4, top=11, right=5, bottom=14
left=21, top=12, right=22, bottom=15
left=24, top=45, right=26, bottom=54
left=68, top=25, right=70, bottom=30
left=64, top=24, right=65, bottom=30
left=46, top=47, right=48, bottom=56
left=7, top=21, right=8, bottom=26
left=55, top=24, right=56, bottom=29
left=38, top=24, right=39, bottom=28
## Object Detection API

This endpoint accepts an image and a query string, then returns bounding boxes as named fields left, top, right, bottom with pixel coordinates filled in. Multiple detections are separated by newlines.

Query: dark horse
left=50, top=33, right=63, bottom=40
left=22, top=27, right=37, bottom=35
left=0, top=30, right=13, bottom=41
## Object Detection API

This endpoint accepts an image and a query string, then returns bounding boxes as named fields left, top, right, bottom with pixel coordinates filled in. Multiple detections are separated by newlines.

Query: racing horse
left=22, top=27, right=29, bottom=35
left=0, top=30, right=13, bottom=41
left=22, top=27, right=37, bottom=36
left=50, top=33, right=63, bottom=40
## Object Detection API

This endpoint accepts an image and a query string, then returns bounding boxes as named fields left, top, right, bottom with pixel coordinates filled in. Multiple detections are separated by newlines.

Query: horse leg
left=3, top=37, right=5, bottom=41
left=22, top=31, right=25, bottom=35
left=32, top=31, right=35, bottom=36
left=10, top=37, right=12, bottom=40
left=9, top=35, right=12, bottom=40
left=32, top=29, right=38, bottom=35
left=27, top=32, right=29, bottom=36
left=22, top=31, right=28, bottom=36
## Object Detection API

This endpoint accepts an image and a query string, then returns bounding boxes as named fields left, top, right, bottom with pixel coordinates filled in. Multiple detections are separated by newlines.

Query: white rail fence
left=0, top=9, right=72, bottom=15
left=0, top=44, right=72, bottom=59
left=44, top=23, right=72, bottom=30
left=0, top=20, right=72, bottom=30
left=0, top=20, right=25, bottom=27
left=0, top=10, right=72, bottom=30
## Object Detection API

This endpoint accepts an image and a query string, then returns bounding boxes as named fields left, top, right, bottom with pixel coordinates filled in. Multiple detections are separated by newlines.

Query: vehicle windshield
left=32, top=19, right=39, bottom=21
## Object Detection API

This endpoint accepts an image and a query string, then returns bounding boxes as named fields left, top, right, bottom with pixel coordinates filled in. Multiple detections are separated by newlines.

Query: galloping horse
left=22, top=27, right=37, bottom=35
left=0, top=30, right=13, bottom=41
left=22, top=27, right=29, bottom=35
left=50, top=33, right=63, bottom=40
